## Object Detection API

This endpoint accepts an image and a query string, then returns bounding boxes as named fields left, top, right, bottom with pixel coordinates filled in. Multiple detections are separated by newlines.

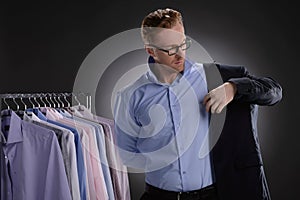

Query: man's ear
left=145, top=46, right=156, bottom=58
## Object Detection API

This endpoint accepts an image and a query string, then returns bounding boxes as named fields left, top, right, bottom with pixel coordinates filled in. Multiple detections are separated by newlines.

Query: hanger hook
left=53, top=94, right=61, bottom=108
left=72, top=93, right=81, bottom=106
left=28, top=96, right=36, bottom=108
left=19, top=97, right=27, bottom=110
left=49, top=93, right=58, bottom=108
left=47, top=93, right=56, bottom=108
left=3, top=98, right=10, bottom=110
left=33, top=96, right=40, bottom=108
left=12, top=97, right=20, bottom=111
left=39, top=94, right=47, bottom=107
left=63, top=93, right=71, bottom=107
left=56, top=94, right=64, bottom=108
left=43, top=93, right=52, bottom=107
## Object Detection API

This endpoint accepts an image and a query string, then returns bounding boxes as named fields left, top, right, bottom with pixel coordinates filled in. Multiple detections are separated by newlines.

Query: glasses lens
left=168, top=47, right=178, bottom=56
left=181, top=39, right=191, bottom=50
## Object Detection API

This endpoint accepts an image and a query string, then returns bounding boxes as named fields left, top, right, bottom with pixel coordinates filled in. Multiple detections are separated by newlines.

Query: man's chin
left=173, top=63, right=184, bottom=72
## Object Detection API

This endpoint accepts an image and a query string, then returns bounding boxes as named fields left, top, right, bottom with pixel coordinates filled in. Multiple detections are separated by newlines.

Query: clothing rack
left=0, top=92, right=131, bottom=200
left=0, top=92, right=92, bottom=112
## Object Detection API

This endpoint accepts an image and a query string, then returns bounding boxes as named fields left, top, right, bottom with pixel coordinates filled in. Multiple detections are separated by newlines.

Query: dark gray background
left=1, top=1, right=298, bottom=199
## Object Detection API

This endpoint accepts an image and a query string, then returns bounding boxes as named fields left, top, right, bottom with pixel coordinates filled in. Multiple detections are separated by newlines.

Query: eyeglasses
left=147, top=38, right=192, bottom=56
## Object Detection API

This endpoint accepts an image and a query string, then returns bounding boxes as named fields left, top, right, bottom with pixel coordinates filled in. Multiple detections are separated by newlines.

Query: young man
left=114, top=8, right=282, bottom=200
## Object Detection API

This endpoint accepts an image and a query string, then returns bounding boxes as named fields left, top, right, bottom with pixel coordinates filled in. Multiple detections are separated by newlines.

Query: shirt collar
left=71, top=105, right=94, bottom=119
left=0, top=109, right=23, bottom=144
left=23, top=110, right=42, bottom=123
left=146, top=56, right=194, bottom=86
left=26, top=108, right=48, bottom=121
left=58, top=108, right=73, bottom=118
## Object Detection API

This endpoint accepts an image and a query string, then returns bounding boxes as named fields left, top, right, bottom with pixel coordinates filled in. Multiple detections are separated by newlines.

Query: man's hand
left=203, top=82, right=237, bottom=113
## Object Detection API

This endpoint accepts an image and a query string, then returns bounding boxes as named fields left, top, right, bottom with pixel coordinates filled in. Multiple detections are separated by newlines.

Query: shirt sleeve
left=113, top=91, right=147, bottom=169
left=44, top=132, right=72, bottom=200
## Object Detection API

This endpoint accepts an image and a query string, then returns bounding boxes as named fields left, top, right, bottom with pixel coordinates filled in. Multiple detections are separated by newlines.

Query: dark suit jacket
left=205, top=63, right=282, bottom=200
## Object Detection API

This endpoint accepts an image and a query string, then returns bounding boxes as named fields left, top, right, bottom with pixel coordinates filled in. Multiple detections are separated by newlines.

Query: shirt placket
left=168, top=87, right=185, bottom=190
left=1, top=144, right=13, bottom=200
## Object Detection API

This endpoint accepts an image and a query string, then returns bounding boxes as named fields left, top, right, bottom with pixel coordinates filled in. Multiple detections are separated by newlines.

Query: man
left=114, top=8, right=282, bottom=200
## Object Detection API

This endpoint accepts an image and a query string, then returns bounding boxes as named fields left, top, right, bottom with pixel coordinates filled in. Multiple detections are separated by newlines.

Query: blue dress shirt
left=114, top=57, right=213, bottom=192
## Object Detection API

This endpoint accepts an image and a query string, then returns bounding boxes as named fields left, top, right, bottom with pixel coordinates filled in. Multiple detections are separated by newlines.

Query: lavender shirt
left=0, top=110, right=72, bottom=200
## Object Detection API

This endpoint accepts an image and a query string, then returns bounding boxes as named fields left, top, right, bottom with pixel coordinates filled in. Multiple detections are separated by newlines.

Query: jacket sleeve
left=218, top=64, right=282, bottom=106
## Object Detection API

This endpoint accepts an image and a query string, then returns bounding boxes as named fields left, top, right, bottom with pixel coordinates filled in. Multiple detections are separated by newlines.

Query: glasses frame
left=146, top=38, right=192, bottom=56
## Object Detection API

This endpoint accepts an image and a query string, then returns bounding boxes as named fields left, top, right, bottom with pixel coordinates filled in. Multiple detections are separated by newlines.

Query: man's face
left=146, top=22, right=186, bottom=72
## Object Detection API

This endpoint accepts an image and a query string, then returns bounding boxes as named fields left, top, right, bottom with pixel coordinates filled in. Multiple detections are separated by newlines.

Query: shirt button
left=183, top=171, right=186, bottom=174
left=4, top=155, right=8, bottom=159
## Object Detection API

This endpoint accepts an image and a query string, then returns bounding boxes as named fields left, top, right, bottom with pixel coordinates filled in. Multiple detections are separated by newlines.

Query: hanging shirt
left=23, top=112, right=80, bottom=200
left=61, top=109, right=116, bottom=200
left=43, top=107, right=108, bottom=200
left=29, top=108, right=87, bottom=200
left=0, top=109, right=72, bottom=200
left=71, top=105, right=131, bottom=200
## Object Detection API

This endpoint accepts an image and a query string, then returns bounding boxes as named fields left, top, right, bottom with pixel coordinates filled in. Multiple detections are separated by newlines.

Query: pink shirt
left=44, top=108, right=108, bottom=200
left=71, top=105, right=131, bottom=200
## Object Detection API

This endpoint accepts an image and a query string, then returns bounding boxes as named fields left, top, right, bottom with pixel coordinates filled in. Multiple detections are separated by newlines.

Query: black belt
left=145, top=183, right=218, bottom=200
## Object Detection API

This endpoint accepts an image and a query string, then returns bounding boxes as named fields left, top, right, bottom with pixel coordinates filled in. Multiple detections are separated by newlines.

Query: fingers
left=204, top=94, right=219, bottom=113
left=207, top=101, right=225, bottom=113
left=207, top=100, right=222, bottom=113
left=203, top=92, right=212, bottom=112
left=204, top=98, right=212, bottom=113
left=211, top=101, right=219, bottom=113
left=203, top=91, right=226, bottom=114
left=203, top=93, right=210, bottom=105
left=215, top=102, right=226, bottom=113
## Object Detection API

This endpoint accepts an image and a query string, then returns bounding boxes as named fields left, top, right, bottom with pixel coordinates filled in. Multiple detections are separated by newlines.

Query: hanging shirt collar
left=0, top=109, right=23, bottom=144
left=26, top=108, right=49, bottom=121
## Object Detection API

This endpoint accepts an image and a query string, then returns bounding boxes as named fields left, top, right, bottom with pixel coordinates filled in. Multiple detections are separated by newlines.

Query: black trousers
left=140, top=183, right=219, bottom=200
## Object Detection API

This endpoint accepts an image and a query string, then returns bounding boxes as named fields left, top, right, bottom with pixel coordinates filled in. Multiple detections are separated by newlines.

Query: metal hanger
left=19, top=97, right=27, bottom=110
left=62, top=93, right=71, bottom=107
left=72, top=93, right=81, bottom=106
left=34, top=96, right=41, bottom=108
left=12, top=97, right=20, bottom=111
left=3, top=98, right=10, bottom=110
left=28, top=96, right=36, bottom=108
left=47, top=93, right=56, bottom=108
left=53, top=94, right=61, bottom=108
left=56, top=94, right=64, bottom=108
left=39, top=94, right=47, bottom=107
left=50, top=93, right=58, bottom=108
left=43, top=93, right=52, bottom=107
